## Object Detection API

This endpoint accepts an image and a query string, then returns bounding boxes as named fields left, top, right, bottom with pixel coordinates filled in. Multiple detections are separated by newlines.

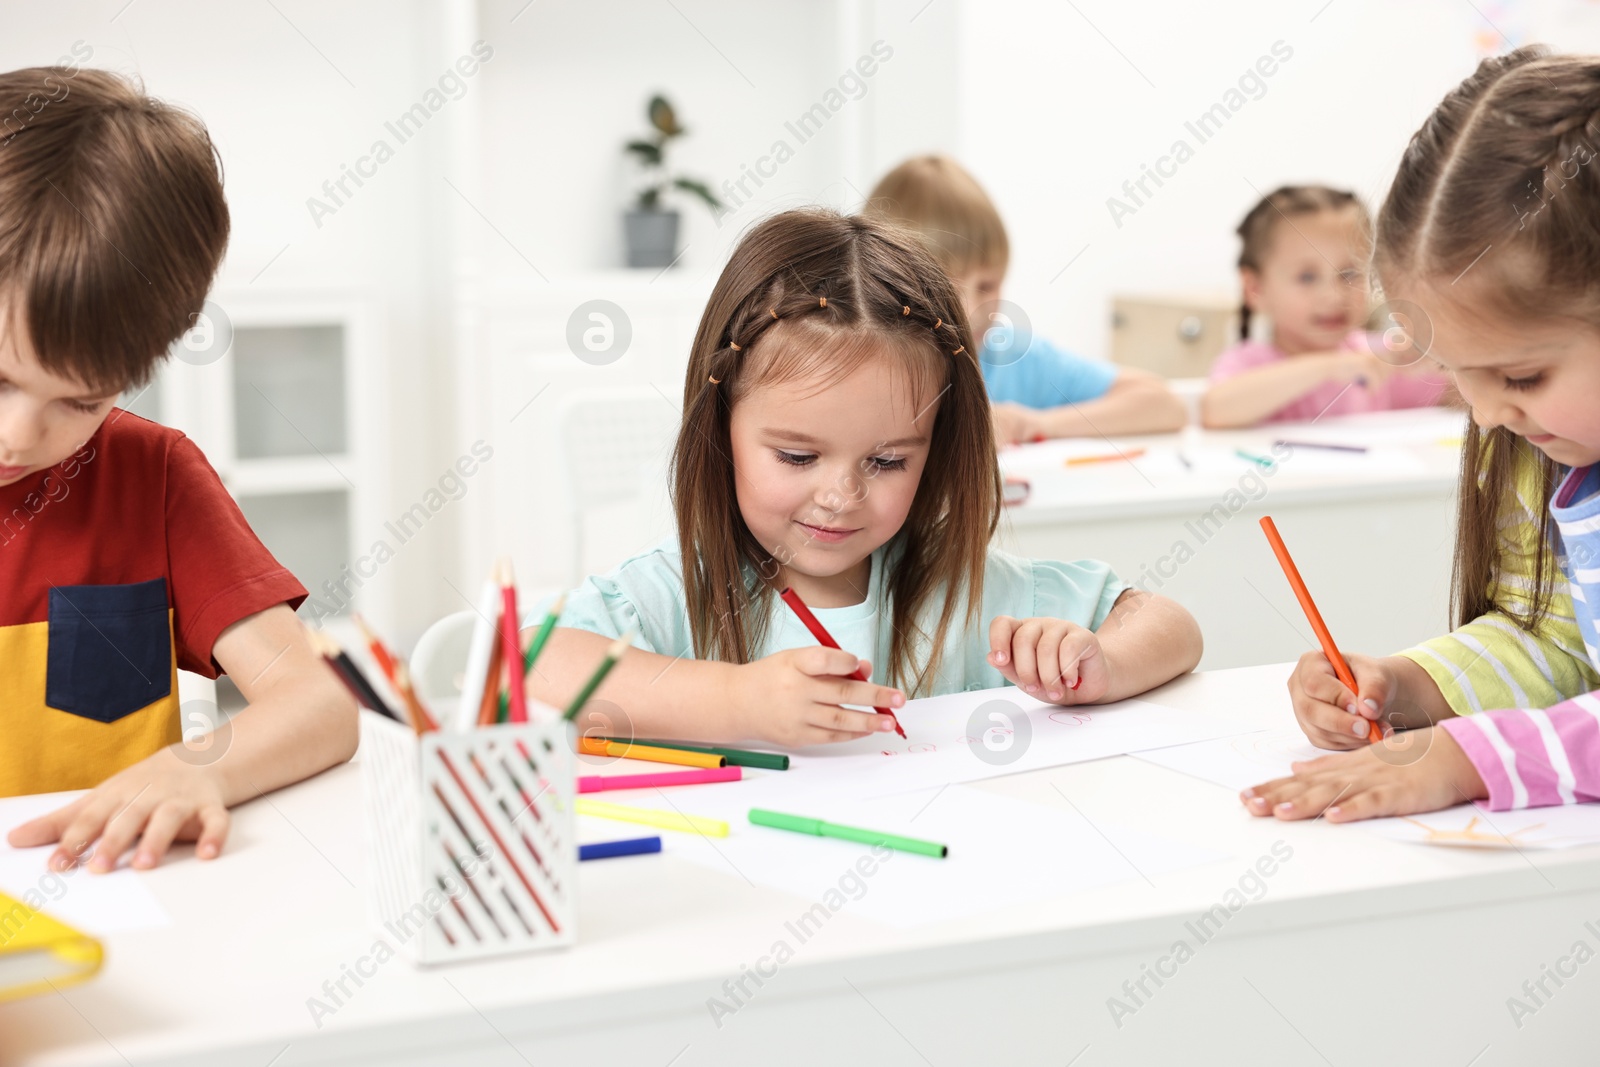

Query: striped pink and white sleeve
left=1438, top=692, right=1600, bottom=810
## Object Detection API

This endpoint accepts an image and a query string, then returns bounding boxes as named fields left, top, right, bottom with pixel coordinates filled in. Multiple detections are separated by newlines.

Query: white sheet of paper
left=1264, top=408, right=1466, bottom=448
left=1131, top=729, right=1334, bottom=793
left=0, top=791, right=171, bottom=935
left=664, top=785, right=1229, bottom=928
left=1134, top=731, right=1600, bottom=851
left=1363, top=803, right=1600, bottom=850
left=757, top=689, right=1254, bottom=802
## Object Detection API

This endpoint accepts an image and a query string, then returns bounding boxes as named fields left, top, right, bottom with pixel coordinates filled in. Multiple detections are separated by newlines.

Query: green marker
left=749, top=808, right=948, bottom=858
left=606, top=738, right=789, bottom=771
left=1234, top=447, right=1275, bottom=469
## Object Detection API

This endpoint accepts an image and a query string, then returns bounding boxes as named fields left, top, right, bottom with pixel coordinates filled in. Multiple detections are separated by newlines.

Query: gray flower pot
left=624, top=209, right=680, bottom=268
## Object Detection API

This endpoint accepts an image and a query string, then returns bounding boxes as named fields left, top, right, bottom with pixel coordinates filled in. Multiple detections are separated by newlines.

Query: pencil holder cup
left=359, top=708, right=577, bottom=964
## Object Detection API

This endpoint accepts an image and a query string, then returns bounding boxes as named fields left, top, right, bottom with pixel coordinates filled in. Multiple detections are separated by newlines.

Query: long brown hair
left=1235, top=185, right=1370, bottom=341
left=672, top=208, right=1000, bottom=696
left=1374, top=45, right=1600, bottom=629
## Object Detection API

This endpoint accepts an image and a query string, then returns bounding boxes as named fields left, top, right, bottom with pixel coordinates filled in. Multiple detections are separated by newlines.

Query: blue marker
left=579, top=836, right=662, bottom=861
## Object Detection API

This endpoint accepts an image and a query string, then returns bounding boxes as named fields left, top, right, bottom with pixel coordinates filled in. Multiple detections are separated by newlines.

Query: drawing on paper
left=1399, top=815, right=1549, bottom=850
left=1227, top=731, right=1324, bottom=769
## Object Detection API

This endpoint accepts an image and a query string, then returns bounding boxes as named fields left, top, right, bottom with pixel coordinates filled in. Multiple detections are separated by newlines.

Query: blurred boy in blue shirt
left=866, top=155, right=1185, bottom=444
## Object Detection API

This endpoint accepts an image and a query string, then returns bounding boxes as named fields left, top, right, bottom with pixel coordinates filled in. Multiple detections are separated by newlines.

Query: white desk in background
left=998, top=407, right=1467, bottom=670
left=6, top=662, right=1596, bottom=1067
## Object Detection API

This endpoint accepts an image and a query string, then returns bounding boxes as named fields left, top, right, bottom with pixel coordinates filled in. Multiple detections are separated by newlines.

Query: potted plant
left=623, top=95, right=720, bottom=269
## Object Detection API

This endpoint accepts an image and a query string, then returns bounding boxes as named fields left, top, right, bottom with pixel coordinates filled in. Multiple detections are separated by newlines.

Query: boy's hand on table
left=1240, top=726, right=1487, bottom=822
left=6, top=747, right=230, bottom=872
left=987, top=615, right=1108, bottom=704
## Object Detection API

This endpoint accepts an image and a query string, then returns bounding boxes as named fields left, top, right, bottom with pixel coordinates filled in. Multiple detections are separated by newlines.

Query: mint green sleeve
left=537, top=546, right=693, bottom=656
left=1028, top=555, right=1131, bottom=629
left=949, top=549, right=1132, bottom=693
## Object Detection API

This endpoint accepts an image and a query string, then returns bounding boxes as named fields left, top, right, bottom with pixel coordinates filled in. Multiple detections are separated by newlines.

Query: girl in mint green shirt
left=529, top=209, right=1202, bottom=747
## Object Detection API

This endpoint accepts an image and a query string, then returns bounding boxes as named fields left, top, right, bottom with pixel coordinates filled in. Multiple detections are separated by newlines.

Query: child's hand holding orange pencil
left=1287, top=651, right=1442, bottom=749
left=732, top=647, right=906, bottom=747
left=986, top=615, right=1105, bottom=704
left=1287, top=650, right=1397, bottom=749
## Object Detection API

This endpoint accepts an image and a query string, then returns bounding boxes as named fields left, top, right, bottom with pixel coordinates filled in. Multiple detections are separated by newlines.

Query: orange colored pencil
left=1065, top=447, right=1146, bottom=467
left=1259, top=516, right=1382, bottom=744
left=576, top=737, right=726, bottom=768
left=395, top=663, right=439, bottom=734
left=352, top=614, right=400, bottom=687
left=476, top=629, right=504, bottom=728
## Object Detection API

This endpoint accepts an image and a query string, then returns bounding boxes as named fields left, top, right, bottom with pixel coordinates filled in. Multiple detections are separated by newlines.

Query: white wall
left=957, top=0, right=1600, bottom=360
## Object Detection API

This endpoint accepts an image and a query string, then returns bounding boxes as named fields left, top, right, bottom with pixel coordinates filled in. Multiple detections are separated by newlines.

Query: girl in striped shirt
left=1242, top=45, right=1600, bottom=822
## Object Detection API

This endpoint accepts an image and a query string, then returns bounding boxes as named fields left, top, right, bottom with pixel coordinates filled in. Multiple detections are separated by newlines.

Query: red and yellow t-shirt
left=0, top=411, right=307, bottom=797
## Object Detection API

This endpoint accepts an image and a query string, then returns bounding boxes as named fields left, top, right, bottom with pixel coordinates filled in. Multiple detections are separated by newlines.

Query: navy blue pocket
left=46, top=578, right=173, bottom=724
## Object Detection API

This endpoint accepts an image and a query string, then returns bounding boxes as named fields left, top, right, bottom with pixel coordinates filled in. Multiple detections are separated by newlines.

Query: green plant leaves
left=672, top=177, right=721, bottom=210
left=625, top=139, right=663, bottom=165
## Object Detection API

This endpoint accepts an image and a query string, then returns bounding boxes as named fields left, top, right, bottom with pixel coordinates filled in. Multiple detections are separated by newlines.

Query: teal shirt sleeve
left=980, top=332, right=1119, bottom=409
left=538, top=543, right=692, bottom=656
left=949, top=548, right=1133, bottom=692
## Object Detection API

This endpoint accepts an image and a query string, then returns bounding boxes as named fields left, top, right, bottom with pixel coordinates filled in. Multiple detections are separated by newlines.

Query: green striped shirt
left=1399, top=450, right=1600, bottom=714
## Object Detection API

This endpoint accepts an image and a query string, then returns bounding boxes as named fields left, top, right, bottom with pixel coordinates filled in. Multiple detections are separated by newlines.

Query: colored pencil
left=521, top=592, right=566, bottom=681
left=777, top=586, right=905, bottom=738
left=1235, top=448, right=1275, bottom=468
left=563, top=631, right=632, bottom=721
left=579, top=836, right=662, bottom=861
left=497, top=558, right=529, bottom=724
left=578, top=766, right=741, bottom=793
left=475, top=629, right=505, bottom=729
left=352, top=614, right=401, bottom=686
left=575, top=797, right=728, bottom=837
left=1259, top=516, right=1382, bottom=744
left=311, top=630, right=402, bottom=722
left=456, top=575, right=502, bottom=731
left=577, top=737, right=725, bottom=768
left=1064, top=447, right=1146, bottom=467
left=395, top=663, right=439, bottom=734
left=1273, top=439, right=1368, bottom=454
left=748, top=808, right=948, bottom=858
left=599, top=738, right=789, bottom=771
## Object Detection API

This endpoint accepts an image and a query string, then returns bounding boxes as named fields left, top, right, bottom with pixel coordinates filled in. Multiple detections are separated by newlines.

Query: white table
left=7, top=662, right=1595, bottom=1066
left=998, top=407, right=1467, bottom=671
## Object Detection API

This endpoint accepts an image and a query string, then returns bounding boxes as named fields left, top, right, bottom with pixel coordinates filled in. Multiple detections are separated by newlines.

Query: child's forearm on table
left=1093, top=590, right=1202, bottom=701
left=526, top=627, right=744, bottom=740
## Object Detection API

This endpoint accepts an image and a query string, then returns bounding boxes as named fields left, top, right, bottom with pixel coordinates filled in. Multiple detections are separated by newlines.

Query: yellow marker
left=1436, top=436, right=1463, bottom=447
left=575, top=797, right=729, bottom=837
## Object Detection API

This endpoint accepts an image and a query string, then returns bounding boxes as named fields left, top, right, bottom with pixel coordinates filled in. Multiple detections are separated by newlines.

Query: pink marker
left=578, top=766, right=742, bottom=793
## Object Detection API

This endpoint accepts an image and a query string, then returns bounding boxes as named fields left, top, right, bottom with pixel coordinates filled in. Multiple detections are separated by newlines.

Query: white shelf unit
left=128, top=291, right=389, bottom=631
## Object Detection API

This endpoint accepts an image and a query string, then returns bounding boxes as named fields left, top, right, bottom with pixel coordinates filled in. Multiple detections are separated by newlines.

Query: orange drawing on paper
left=1399, top=815, right=1548, bottom=849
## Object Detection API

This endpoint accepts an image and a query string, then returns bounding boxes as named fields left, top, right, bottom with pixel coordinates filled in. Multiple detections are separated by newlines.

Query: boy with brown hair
left=866, top=155, right=1185, bottom=444
left=0, top=67, right=356, bottom=872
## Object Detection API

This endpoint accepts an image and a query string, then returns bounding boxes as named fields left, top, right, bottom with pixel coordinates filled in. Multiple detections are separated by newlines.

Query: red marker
left=778, top=586, right=906, bottom=738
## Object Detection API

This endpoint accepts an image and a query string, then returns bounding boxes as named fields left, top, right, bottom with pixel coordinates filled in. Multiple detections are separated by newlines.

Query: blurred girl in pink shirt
left=1201, top=185, right=1448, bottom=427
